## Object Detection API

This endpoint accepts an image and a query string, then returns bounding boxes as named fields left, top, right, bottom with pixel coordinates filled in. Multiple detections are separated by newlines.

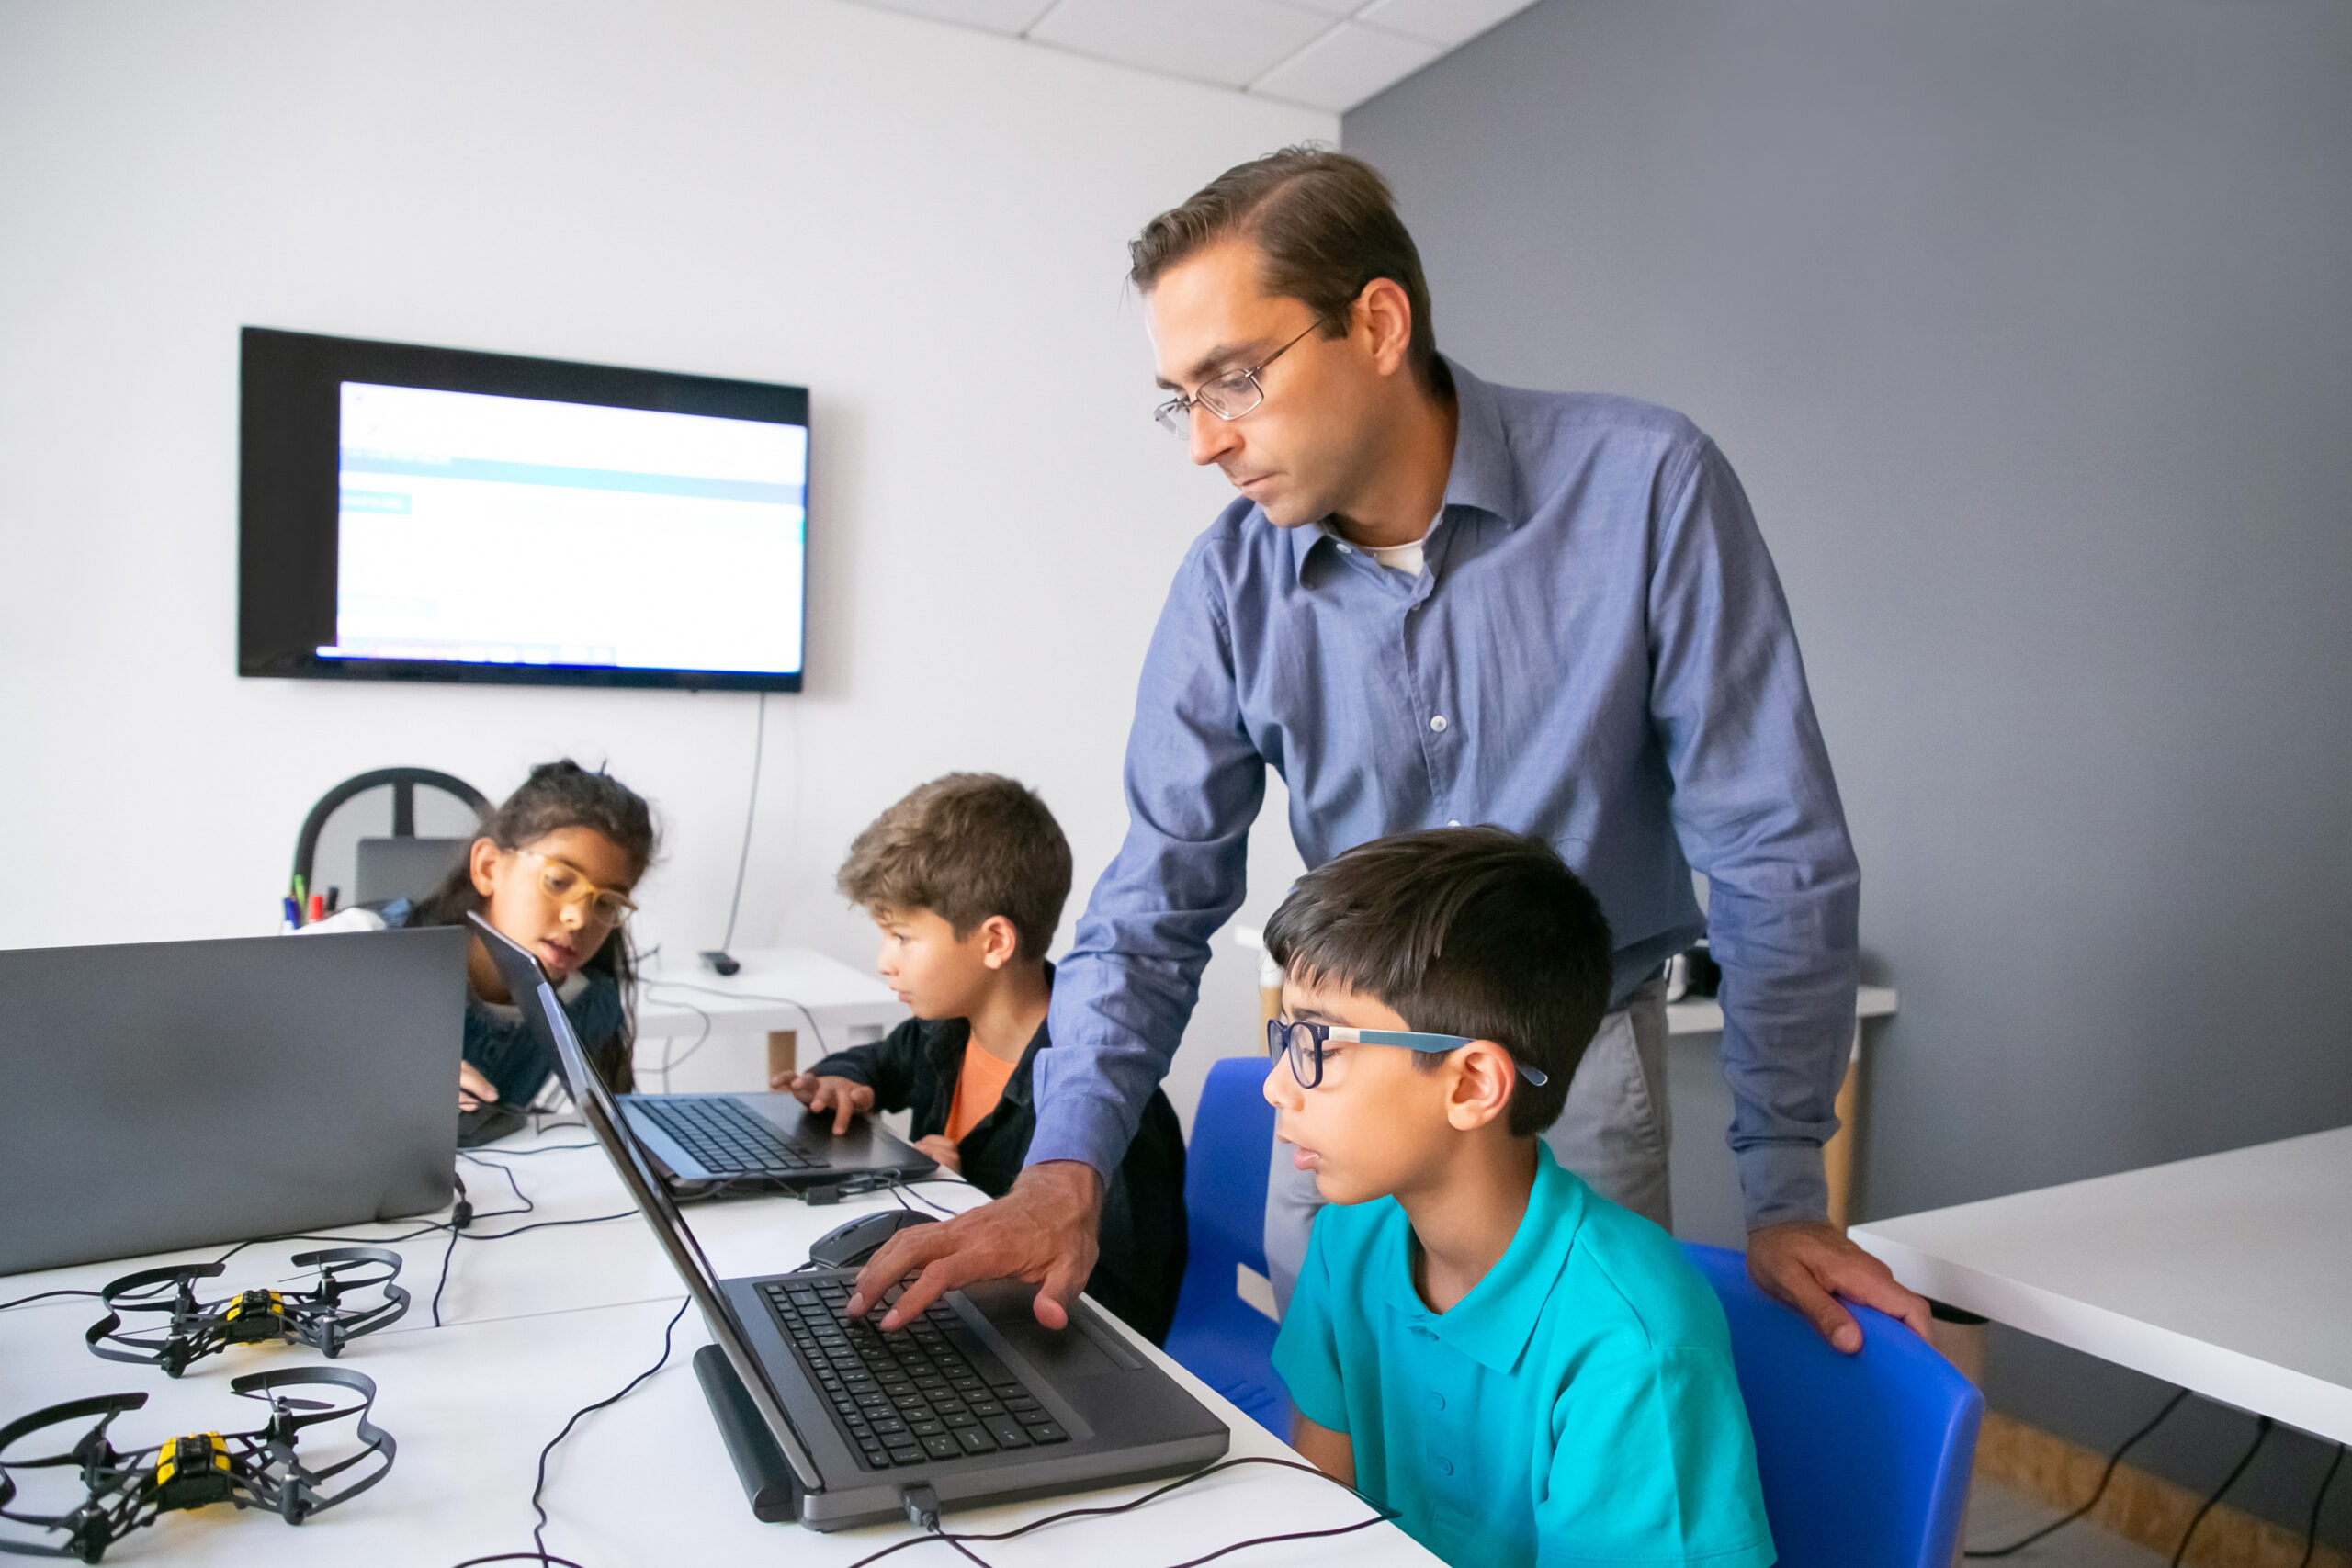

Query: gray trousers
left=1264, top=975, right=1672, bottom=1314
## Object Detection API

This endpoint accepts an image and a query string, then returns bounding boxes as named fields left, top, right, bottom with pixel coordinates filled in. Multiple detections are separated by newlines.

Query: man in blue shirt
left=848, top=149, right=1928, bottom=1353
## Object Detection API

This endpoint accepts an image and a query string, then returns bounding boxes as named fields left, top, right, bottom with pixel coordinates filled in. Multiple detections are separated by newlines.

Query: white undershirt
left=1327, top=508, right=1441, bottom=576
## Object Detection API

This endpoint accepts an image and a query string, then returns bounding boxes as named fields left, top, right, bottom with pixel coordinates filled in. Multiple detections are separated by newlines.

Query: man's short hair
left=1128, top=145, right=1446, bottom=397
left=1262, top=827, right=1613, bottom=1136
left=837, top=773, right=1072, bottom=963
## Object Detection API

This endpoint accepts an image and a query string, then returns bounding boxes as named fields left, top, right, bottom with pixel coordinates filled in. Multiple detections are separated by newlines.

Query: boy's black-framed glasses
left=1152, top=322, right=1322, bottom=436
left=1265, top=1017, right=1551, bottom=1091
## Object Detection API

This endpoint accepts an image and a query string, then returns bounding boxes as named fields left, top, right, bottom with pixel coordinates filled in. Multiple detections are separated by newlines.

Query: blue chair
left=1682, top=1243, right=1983, bottom=1568
left=1164, top=1056, right=1295, bottom=1438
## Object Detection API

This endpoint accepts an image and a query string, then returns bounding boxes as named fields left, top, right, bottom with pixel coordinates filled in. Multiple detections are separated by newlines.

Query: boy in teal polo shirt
left=1265, top=827, right=1774, bottom=1568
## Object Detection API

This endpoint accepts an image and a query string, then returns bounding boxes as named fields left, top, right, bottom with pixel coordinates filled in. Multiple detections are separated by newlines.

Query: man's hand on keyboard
left=847, top=1160, right=1103, bottom=1333
left=778, top=1071, right=875, bottom=1134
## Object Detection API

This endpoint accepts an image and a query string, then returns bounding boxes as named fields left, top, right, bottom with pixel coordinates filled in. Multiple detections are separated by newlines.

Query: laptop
left=467, top=914, right=935, bottom=1192
left=481, top=914, right=1231, bottom=1529
left=0, top=927, right=468, bottom=1277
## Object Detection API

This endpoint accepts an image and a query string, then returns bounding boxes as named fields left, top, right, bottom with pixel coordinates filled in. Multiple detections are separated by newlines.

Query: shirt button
left=1427, top=1391, right=1446, bottom=1412
left=1429, top=715, right=1448, bottom=732
left=1336, top=542, right=1353, bottom=554
left=1434, top=1456, right=1455, bottom=1476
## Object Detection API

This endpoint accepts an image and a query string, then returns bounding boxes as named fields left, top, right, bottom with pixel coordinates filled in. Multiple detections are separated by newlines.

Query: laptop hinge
left=693, top=1345, right=808, bottom=1523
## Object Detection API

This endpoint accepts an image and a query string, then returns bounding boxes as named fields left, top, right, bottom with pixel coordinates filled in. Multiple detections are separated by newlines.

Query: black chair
left=292, top=769, right=492, bottom=908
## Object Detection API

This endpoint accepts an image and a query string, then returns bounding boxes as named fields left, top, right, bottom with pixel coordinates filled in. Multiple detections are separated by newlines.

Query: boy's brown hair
left=1127, top=145, right=1445, bottom=397
left=837, top=773, right=1072, bottom=963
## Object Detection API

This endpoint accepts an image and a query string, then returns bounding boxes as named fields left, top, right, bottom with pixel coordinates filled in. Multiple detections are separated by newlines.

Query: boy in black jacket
left=774, top=773, right=1188, bottom=1343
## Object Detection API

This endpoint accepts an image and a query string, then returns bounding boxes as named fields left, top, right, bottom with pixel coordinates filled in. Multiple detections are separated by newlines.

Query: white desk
left=1851, top=1124, right=2352, bottom=1444
left=1662, top=984, right=1897, bottom=1038
left=633, top=946, right=910, bottom=1093
left=0, top=1124, right=1439, bottom=1566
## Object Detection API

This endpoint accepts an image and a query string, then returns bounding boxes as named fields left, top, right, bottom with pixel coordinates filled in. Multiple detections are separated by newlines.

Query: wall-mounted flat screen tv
left=239, top=327, right=808, bottom=691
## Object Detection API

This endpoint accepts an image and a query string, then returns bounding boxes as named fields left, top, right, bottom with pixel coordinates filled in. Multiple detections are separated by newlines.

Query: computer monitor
left=240, top=327, right=808, bottom=692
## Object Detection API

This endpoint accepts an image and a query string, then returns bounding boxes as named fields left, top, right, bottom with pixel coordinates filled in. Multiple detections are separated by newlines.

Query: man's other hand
left=847, top=1160, right=1102, bottom=1332
left=1747, top=1220, right=1931, bottom=1353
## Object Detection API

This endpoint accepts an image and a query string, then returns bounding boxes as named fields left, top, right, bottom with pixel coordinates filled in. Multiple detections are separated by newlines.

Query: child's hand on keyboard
left=781, top=1072, right=876, bottom=1134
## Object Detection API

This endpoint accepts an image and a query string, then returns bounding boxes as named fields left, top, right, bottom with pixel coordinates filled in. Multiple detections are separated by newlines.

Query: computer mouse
left=458, top=1100, right=530, bottom=1148
left=807, top=1208, right=937, bottom=1269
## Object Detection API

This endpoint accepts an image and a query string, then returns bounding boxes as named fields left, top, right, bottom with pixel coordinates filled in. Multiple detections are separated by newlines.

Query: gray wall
left=1348, top=0, right=2352, bottom=1542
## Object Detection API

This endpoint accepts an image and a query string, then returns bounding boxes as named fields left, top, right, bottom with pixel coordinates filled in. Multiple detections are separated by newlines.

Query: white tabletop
left=634, top=946, right=909, bottom=1043
left=0, top=1122, right=1439, bottom=1565
left=1850, top=1123, right=2352, bottom=1443
left=1663, top=984, right=1897, bottom=1039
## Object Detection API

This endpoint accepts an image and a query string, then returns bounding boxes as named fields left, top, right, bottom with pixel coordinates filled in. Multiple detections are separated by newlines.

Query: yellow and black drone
left=84, top=1247, right=408, bottom=1377
left=0, top=1367, right=394, bottom=1562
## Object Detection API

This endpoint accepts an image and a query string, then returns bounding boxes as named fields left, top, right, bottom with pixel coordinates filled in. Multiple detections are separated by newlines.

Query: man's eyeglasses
left=514, top=850, right=638, bottom=928
left=1266, top=1017, right=1551, bottom=1091
left=1153, top=322, right=1322, bottom=437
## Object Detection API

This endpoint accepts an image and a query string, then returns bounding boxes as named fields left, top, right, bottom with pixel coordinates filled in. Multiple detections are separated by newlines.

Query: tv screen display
left=240, top=329, right=808, bottom=691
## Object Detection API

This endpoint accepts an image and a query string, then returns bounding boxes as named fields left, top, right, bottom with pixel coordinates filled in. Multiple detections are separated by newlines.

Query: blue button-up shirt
left=1035, top=359, right=1860, bottom=1227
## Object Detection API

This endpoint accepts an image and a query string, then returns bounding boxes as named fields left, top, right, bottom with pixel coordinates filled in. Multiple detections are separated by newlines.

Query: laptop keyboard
left=635, top=1097, right=820, bottom=1174
left=762, top=1276, right=1070, bottom=1471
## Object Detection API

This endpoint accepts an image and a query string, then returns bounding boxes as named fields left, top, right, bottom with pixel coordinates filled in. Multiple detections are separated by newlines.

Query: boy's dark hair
left=416, top=759, right=660, bottom=1091
left=1128, top=145, right=1447, bottom=398
left=1262, top=827, right=1612, bottom=1137
left=838, top=773, right=1071, bottom=964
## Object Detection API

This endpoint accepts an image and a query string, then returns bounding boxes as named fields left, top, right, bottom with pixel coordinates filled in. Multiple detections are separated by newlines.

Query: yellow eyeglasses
left=513, top=850, right=638, bottom=927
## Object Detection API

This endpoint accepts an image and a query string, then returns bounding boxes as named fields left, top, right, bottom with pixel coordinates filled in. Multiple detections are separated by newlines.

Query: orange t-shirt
left=944, top=1044, right=1020, bottom=1143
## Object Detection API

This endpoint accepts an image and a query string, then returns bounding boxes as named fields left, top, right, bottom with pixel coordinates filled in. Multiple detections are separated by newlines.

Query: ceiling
left=840, top=0, right=1542, bottom=113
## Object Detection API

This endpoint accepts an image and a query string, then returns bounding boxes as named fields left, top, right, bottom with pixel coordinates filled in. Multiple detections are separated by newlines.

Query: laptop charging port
left=900, top=1483, right=942, bottom=1531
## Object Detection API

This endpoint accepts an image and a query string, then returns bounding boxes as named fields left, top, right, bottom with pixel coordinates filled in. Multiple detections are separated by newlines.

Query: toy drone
left=85, top=1248, right=408, bottom=1377
left=0, top=1366, right=394, bottom=1562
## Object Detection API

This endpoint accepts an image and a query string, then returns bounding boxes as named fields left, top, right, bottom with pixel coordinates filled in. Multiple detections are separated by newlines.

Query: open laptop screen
left=463, top=913, right=823, bottom=1491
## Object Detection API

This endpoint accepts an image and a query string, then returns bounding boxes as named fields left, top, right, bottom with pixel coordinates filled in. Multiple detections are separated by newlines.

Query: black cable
left=2170, top=1416, right=2273, bottom=1567
left=2299, top=1444, right=2346, bottom=1568
left=1965, top=1386, right=2191, bottom=1557
left=432, top=1173, right=474, bottom=1327
left=880, top=1178, right=961, bottom=1218
left=466, top=1213, right=635, bottom=1241
left=524, top=1296, right=690, bottom=1568
left=0, top=1288, right=100, bottom=1312
left=459, top=1152, right=538, bottom=1218
left=718, top=689, right=766, bottom=954
left=837, top=1455, right=1401, bottom=1568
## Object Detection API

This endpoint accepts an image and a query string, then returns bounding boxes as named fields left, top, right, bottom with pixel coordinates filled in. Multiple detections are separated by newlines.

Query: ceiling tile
left=1028, top=0, right=1333, bottom=89
left=1249, top=20, right=1442, bottom=112
left=1354, top=0, right=1542, bottom=48
left=843, top=0, right=1057, bottom=34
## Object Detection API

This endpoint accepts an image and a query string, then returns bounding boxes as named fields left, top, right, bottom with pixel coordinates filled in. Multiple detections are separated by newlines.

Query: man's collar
left=1283, top=356, right=1521, bottom=584
left=1374, top=1140, right=1587, bottom=1375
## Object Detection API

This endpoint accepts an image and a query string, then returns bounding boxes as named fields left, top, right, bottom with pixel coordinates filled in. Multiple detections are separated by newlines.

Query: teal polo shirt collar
left=1282, top=356, right=1526, bottom=586
left=1374, top=1142, right=1589, bottom=1375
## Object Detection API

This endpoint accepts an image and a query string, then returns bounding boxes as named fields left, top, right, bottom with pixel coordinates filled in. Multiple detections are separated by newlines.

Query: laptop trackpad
left=959, top=1279, right=1136, bottom=1376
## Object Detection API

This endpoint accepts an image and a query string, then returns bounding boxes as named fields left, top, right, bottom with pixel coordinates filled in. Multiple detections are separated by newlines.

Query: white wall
left=0, top=0, right=1328, bottom=1123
